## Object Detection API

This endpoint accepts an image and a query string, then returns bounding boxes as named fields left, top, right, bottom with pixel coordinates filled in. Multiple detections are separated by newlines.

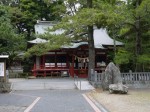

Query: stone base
left=28, top=76, right=36, bottom=79
left=0, top=82, right=11, bottom=93
left=109, top=83, right=128, bottom=94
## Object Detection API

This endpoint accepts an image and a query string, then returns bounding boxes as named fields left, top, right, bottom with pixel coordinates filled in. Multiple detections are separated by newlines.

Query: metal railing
left=74, top=74, right=82, bottom=90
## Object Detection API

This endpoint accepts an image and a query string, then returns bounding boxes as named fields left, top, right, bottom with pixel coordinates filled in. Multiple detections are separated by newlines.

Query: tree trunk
left=135, top=0, right=142, bottom=71
left=135, top=0, right=141, bottom=56
left=26, top=29, right=31, bottom=40
left=87, top=0, right=95, bottom=80
left=87, top=0, right=92, bottom=7
left=88, top=25, right=95, bottom=80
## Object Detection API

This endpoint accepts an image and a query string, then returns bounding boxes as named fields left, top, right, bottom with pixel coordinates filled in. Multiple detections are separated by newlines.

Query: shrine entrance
left=74, top=55, right=89, bottom=78
left=31, top=45, right=107, bottom=78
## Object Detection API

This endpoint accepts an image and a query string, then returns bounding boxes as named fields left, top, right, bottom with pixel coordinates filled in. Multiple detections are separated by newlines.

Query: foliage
left=45, top=0, right=126, bottom=45
left=0, top=5, right=26, bottom=67
left=24, top=0, right=127, bottom=56
left=137, top=54, right=150, bottom=64
left=25, top=33, right=72, bottom=58
left=0, top=5, right=25, bottom=52
left=114, top=0, right=150, bottom=71
left=3, top=0, right=66, bottom=40
left=114, top=48, right=132, bottom=64
left=0, top=0, right=17, bottom=6
left=17, top=0, right=45, bottom=37
left=24, top=0, right=149, bottom=72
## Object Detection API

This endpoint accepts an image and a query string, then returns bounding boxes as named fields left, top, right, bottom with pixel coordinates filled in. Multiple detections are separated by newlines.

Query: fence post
left=129, top=70, right=132, bottom=81
left=80, top=79, right=81, bottom=90
left=91, top=69, right=94, bottom=81
left=94, top=71, right=97, bottom=82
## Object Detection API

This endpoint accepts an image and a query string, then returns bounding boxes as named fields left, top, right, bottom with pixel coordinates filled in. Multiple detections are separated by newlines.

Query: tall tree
left=0, top=5, right=26, bottom=67
left=5, top=0, right=66, bottom=40
left=114, top=0, right=150, bottom=71
left=87, top=0, right=95, bottom=80
left=26, top=0, right=128, bottom=76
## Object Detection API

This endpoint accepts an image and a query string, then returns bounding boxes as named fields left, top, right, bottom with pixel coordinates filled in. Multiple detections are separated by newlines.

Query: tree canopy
left=114, top=0, right=150, bottom=71
left=1, top=0, right=149, bottom=72
left=0, top=5, right=26, bottom=67
left=0, top=5, right=25, bottom=54
left=26, top=0, right=130, bottom=77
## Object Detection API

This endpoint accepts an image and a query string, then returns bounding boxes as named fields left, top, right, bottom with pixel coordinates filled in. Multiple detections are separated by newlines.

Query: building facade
left=29, top=21, right=123, bottom=78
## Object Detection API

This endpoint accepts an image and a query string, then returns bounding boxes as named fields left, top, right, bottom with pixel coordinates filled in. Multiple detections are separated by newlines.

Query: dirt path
left=87, top=89, right=150, bottom=112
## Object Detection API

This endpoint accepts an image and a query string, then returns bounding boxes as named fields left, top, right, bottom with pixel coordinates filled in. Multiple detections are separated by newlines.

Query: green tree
left=26, top=0, right=127, bottom=78
left=27, top=0, right=134, bottom=78
left=5, top=0, right=66, bottom=40
left=115, top=0, right=150, bottom=71
left=51, top=0, right=127, bottom=78
left=86, top=0, right=95, bottom=80
left=0, top=5, right=26, bottom=67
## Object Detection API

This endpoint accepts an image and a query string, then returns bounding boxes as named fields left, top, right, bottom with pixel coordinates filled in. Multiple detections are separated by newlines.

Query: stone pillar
left=129, top=70, right=132, bottom=81
left=90, top=69, right=94, bottom=81
left=94, top=71, right=97, bottom=82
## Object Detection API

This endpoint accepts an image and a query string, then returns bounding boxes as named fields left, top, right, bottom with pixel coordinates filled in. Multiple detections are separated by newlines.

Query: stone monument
left=102, top=62, right=128, bottom=94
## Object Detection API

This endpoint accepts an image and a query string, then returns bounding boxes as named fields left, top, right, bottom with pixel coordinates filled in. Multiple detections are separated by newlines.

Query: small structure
left=0, top=55, right=11, bottom=93
left=0, top=55, right=9, bottom=82
left=9, top=52, right=24, bottom=73
left=28, top=21, right=123, bottom=78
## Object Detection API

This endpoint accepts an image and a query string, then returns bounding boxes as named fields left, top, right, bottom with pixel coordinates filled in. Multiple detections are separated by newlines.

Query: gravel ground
left=87, top=88, right=150, bottom=112
left=0, top=106, right=26, bottom=112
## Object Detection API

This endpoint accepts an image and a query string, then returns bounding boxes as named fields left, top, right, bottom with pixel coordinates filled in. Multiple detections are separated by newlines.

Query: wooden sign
left=0, top=62, right=4, bottom=76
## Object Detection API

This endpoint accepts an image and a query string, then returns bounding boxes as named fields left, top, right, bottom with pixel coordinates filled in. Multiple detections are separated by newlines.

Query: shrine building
left=28, top=21, right=123, bottom=78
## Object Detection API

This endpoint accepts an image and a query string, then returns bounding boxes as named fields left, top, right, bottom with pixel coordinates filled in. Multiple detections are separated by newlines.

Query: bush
left=18, top=73, right=28, bottom=78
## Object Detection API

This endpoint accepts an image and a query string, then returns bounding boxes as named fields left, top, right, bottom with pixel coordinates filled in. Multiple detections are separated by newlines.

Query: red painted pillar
left=55, top=52, right=57, bottom=68
left=43, top=55, right=45, bottom=68
left=66, top=54, right=69, bottom=68
left=44, top=71, right=46, bottom=77
left=71, top=55, right=75, bottom=77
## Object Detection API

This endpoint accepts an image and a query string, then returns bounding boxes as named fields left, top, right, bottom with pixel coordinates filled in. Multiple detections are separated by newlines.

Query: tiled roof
left=28, top=38, right=48, bottom=44
left=0, top=55, right=9, bottom=58
left=28, top=21, right=123, bottom=48
left=62, top=42, right=105, bottom=49
left=94, top=29, right=123, bottom=46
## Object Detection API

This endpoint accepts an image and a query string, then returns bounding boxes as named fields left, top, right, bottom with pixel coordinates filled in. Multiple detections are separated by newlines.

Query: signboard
left=0, top=62, right=4, bottom=76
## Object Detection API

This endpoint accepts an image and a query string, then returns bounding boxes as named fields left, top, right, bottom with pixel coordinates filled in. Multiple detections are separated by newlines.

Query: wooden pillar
left=66, top=54, right=69, bottom=68
left=55, top=52, right=57, bottom=68
left=42, top=55, right=45, bottom=68
left=43, top=55, right=46, bottom=77
left=44, top=71, right=46, bottom=77
left=71, top=55, right=75, bottom=77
